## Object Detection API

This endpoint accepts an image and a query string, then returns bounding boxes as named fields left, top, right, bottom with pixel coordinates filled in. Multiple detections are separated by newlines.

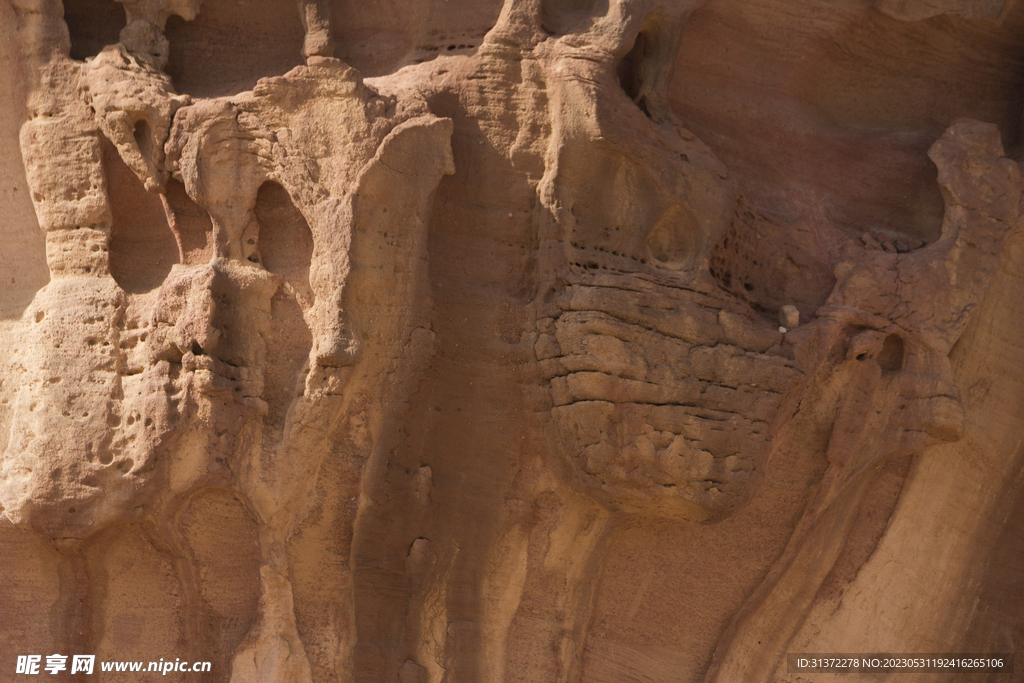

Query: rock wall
left=2, top=1, right=1024, bottom=682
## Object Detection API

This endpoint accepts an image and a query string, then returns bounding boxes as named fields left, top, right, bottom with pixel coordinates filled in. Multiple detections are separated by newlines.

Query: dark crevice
left=877, top=334, right=905, bottom=373
left=133, top=119, right=153, bottom=161
left=616, top=30, right=651, bottom=118
left=65, top=0, right=125, bottom=61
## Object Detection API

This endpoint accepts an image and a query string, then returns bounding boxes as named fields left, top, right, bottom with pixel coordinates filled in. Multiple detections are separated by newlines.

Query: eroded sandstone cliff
left=2, top=1, right=1024, bottom=682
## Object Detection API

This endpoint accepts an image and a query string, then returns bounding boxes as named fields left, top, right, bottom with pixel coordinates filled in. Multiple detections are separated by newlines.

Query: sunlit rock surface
left=2, top=1, right=1024, bottom=681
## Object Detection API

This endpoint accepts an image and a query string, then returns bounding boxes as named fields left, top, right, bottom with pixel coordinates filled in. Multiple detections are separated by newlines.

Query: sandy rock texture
left=2, top=0, right=1024, bottom=682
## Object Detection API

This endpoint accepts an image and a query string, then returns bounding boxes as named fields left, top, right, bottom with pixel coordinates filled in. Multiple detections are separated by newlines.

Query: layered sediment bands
left=673, top=0, right=1024, bottom=243
left=165, top=0, right=306, bottom=97
left=542, top=279, right=802, bottom=520
left=330, top=0, right=505, bottom=76
left=3, top=1, right=1024, bottom=682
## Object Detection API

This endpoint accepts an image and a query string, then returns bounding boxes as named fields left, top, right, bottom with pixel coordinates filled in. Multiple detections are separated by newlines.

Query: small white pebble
left=779, top=326, right=787, bottom=334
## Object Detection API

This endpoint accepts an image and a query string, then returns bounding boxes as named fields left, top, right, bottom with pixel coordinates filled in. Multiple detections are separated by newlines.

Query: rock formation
left=2, top=0, right=1024, bottom=682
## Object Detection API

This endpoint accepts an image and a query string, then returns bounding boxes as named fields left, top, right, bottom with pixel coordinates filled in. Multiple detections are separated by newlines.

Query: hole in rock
left=617, top=30, right=651, bottom=118
left=65, top=0, right=125, bottom=61
left=877, top=334, right=904, bottom=373
left=254, top=182, right=314, bottom=300
left=165, top=0, right=304, bottom=97
left=104, top=139, right=179, bottom=293
left=645, top=204, right=702, bottom=269
left=133, top=119, right=153, bottom=161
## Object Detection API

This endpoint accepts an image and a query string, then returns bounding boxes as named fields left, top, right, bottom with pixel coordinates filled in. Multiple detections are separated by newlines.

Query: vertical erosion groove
left=254, top=181, right=314, bottom=437
left=105, top=139, right=179, bottom=293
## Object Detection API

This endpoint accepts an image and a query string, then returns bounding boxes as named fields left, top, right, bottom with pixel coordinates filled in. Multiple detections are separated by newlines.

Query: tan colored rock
left=778, top=304, right=799, bottom=329
left=876, top=0, right=1009, bottom=21
left=2, top=1, right=1024, bottom=682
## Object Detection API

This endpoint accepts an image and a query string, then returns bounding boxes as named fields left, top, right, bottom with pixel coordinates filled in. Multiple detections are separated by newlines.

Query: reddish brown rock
left=2, top=1, right=1024, bottom=682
